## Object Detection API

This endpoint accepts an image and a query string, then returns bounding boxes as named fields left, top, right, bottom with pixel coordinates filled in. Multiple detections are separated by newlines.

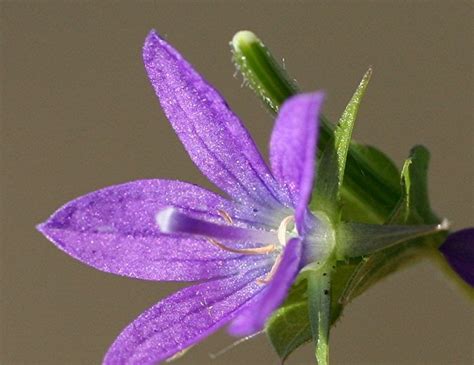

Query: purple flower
left=439, top=228, right=474, bottom=287
left=37, top=30, right=327, bottom=364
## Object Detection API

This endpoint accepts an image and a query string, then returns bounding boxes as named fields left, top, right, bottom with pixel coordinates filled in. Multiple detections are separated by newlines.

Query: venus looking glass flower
left=37, top=30, right=329, bottom=364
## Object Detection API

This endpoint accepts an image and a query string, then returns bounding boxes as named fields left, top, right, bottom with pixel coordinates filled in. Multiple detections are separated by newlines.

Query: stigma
left=156, top=207, right=296, bottom=254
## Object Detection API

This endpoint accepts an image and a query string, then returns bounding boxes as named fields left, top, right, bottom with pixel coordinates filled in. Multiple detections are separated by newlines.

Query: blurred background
left=1, top=2, right=473, bottom=364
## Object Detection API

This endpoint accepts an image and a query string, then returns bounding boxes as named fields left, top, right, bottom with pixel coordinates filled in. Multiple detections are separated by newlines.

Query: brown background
left=1, top=1, right=473, bottom=364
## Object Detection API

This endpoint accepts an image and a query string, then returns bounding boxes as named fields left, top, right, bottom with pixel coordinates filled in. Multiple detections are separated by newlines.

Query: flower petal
left=269, top=92, right=324, bottom=230
left=103, top=267, right=267, bottom=365
left=143, top=30, right=290, bottom=208
left=228, top=238, right=303, bottom=336
left=439, top=228, right=474, bottom=287
left=37, top=179, right=268, bottom=281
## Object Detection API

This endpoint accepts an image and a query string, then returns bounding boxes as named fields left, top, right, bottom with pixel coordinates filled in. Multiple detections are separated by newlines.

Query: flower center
left=156, top=208, right=295, bottom=255
left=156, top=208, right=297, bottom=285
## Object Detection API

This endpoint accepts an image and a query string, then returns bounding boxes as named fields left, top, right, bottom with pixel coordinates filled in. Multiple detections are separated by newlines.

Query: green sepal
left=341, top=143, right=400, bottom=222
left=311, top=68, right=372, bottom=218
left=336, top=220, right=448, bottom=259
left=390, top=145, right=439, bottom=225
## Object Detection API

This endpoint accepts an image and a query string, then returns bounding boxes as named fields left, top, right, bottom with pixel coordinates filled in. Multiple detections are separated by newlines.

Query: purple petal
left=142, top=30, right=290, bottom=208
left=103, top=267, right=267, bottom=365
left=269, top=92, right=324, bottom=231
left=228, top=238, right=303, bottom=336
left=439, top=228, right=474, bottom=287
left=38, top=179, right=269, bottom=281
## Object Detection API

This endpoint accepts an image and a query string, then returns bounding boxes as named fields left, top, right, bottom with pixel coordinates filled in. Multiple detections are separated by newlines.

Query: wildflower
left=439, top=228, right=474, bottom=287
left=37, top=30, right=329, bottom=364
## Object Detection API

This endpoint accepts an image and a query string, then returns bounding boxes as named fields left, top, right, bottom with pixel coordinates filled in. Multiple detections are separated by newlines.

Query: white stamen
left=277, top=215, right=295, bottom=246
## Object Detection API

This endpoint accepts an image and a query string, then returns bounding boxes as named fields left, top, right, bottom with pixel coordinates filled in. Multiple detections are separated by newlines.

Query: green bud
left=231, top=30, right=298, bottom=113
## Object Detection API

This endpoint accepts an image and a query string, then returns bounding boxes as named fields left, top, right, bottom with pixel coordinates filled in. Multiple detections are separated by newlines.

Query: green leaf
left=308, top=267, right=332, bottom=365
left=312, top=68, right=372, bottom=217
left=266, top=300, right=311, bottom=361
left=266, top=279, right=311, bottom=361
left=390, top=145, right=438, bottom=225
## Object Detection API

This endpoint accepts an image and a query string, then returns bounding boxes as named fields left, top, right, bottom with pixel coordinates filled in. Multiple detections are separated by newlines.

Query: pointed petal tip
left=36, top=222, right=47, bottom=240
left=145, top=29, right=159, bottom=42
left=143, top=29, right=164, bottom=64
left=35, top=222, right=44, bottom=233
left=35, top=218, right=68, bottom=252
left=36, top=219, right=52, bottom=237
